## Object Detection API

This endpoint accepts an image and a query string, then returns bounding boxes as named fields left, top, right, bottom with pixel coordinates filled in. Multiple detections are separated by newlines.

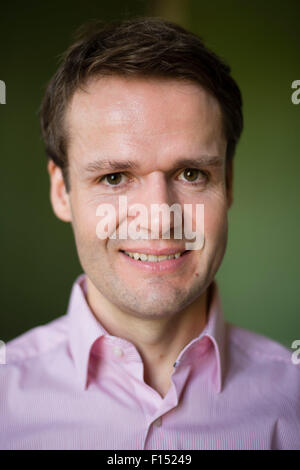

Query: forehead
left=65, top=76, right=226, bottom=169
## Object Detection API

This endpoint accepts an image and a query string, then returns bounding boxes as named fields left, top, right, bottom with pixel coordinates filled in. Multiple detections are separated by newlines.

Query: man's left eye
left=179, top=168, right=207, bottom=183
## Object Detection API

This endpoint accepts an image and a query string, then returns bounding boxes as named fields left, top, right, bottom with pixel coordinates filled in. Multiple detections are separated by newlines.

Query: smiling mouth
left=119, top=250, right=189, bottom=262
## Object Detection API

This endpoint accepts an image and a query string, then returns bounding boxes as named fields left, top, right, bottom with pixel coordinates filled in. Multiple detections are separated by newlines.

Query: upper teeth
left=124, top=251, right=183, bottom=262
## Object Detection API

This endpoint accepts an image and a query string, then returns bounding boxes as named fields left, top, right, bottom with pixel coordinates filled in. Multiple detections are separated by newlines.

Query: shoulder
left=3, top=314, right=69, bottom=366
left=228, top=322, right=295, bottom=365
left=225, top=324, right=300, bottom=449
left=227, top=322, right=300, bottom=402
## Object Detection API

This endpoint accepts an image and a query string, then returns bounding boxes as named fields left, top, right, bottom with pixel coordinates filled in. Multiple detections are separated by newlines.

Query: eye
left=100, top=173, right=125, bottom=186
left=178, top=168, right=207, bottom=183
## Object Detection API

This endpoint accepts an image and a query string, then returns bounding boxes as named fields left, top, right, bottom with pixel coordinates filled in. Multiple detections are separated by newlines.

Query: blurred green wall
left=0, top=0, right=299, bottom=349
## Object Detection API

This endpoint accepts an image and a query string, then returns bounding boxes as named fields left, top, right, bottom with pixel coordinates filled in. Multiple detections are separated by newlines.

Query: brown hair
left=40, top=16, right=243, bottom=192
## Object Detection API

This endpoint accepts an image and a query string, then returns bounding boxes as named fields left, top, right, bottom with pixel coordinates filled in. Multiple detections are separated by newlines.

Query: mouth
left=119, top=250, right=189, bottom=262
left=118, top=248, right=191, bottom=273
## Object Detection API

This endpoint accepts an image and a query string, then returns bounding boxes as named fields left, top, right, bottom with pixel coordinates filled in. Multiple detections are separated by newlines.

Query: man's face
left=51, top=76, right=231, bottom=319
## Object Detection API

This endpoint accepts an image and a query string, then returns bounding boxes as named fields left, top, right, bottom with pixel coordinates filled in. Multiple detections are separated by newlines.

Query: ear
left=47, top=160, right=72, bottom=222
left=226, top=159, right=234, bottom=209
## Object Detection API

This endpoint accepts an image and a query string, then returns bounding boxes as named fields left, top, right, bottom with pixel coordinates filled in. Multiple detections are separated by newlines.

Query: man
left=0, top=17, right=299, bottom=450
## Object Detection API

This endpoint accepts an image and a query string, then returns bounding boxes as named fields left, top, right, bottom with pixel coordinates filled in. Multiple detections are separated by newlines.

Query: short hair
left=40, top=16, right=243, bottom=192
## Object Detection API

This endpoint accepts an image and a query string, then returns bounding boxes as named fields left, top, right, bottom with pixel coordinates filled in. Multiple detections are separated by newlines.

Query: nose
left=128, top=172, right=181, bottom=241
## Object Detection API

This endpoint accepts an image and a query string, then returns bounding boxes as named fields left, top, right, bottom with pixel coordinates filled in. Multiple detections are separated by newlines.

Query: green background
left=0, top=0, right=299, bottom=348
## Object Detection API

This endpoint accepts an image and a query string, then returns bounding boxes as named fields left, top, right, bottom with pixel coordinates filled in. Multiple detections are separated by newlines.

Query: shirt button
left=153, top=417, right=162, bottom=427
left=113, top=347, right=123, bottom=357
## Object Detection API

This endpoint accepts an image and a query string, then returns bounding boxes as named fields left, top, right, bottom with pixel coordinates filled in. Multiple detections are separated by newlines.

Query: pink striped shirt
left=0, top=273, right=299, bottom=449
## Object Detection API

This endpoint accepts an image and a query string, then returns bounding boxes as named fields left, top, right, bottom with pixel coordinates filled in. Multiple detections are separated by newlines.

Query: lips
left=118, top=248, right=191, bottom=273
left=121, top=250, right=187, bottom=262
left=118, top=246, right=187, bottom=256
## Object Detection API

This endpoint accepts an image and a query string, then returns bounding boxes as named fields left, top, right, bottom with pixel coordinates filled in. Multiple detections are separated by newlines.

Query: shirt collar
left=200, top=280, right=227, bottom=394
left=68, top=273, right=108, bottom=390
left=67, top=273, right=227, bottom=393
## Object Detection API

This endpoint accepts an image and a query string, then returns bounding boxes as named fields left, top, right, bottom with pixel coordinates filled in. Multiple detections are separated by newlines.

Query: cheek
left=185, top=189, right=228, bottom=238
left=205, top=208, right=228, bottom=248
left=78, top=207, right=97, bottom=235
left=70, top=196, right=104, bottom=249
left=202, top=196, right=228, bottom=246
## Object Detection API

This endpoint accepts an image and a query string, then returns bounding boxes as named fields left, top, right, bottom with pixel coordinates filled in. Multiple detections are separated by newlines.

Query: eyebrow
left=83, top=155, right=224, bottom=174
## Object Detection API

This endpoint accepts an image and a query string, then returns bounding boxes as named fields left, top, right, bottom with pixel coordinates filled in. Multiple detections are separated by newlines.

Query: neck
left=85, top=277, right=210, bottom=397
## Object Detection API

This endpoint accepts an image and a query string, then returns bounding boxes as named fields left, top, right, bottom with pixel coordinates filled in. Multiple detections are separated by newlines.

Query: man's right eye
left=99, top=173, right=125, bottom=186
